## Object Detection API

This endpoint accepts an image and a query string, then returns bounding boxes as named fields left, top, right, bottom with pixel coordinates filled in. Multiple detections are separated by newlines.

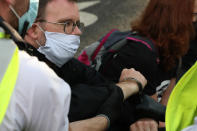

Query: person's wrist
left=116, top=81, right=139, bottom=100
left=96, top=114, right=110, bottom=129
left=121, top=77, right=143, bottom=95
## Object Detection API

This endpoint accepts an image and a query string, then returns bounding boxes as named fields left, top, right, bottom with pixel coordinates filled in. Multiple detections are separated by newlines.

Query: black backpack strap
left=126, top=34, right=160, bottom=64
left=127, top=33, right=156, bottom=52
left=109, top=32, right=157, bottom=55
left=91, top=29, right=118, bottom=61
left=103, top=30, right=132, bottom=49
left=109, top=38, right=128, bottom=51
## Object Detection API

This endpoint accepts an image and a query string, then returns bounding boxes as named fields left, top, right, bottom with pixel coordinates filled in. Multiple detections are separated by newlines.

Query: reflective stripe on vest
left=0, top=28, right=5, bottom=39
left=166, top=61, right=197, bottom=131
left=0, top=32, right=4, bottom=39
left=0, top=38, right=19, bottom=124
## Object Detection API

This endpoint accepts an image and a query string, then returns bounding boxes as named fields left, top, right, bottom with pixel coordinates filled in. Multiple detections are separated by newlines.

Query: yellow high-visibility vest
left=0, top=30, right=19, bottom=124
left=166, top=61, right=197, bottom=131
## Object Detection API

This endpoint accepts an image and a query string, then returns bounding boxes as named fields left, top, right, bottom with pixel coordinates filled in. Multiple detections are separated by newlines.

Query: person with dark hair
left=0, top=0, right=148, bottom=131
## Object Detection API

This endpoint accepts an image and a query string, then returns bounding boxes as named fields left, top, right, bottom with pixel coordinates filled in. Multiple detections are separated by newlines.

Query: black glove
left=97, top=85, right=124, bottom=127
left=135, top=95, right=166, bottom=122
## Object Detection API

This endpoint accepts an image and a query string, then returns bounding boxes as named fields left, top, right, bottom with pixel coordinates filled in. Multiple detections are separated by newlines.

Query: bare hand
left=130, top=118, right=158, bottom=131
left=119, top=68, right=147, bottom=88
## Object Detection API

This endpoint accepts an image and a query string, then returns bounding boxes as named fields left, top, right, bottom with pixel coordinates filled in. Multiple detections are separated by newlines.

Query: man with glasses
left=24, top=0, right=85, bottom=68
left=22, top=0, right=149, bottom=130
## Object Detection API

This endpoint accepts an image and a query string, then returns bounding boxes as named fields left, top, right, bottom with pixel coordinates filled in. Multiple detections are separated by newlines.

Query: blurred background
left=77, top=0, right=148, bottom=55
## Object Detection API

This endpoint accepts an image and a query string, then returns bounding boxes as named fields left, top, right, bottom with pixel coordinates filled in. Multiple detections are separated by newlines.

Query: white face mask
left=37, top=31, right=80, bottom=67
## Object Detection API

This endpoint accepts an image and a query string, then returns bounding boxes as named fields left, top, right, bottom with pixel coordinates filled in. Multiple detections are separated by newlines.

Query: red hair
left=132, top=0, right=195, bottom=71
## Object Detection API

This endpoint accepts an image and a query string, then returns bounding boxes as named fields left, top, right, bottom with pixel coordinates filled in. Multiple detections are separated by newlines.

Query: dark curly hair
left=132, top=0, right=195, bottom=71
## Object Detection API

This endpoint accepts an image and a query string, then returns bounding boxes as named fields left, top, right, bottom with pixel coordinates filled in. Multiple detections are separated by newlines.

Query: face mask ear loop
left=9, top=5, right=28, bottom=38
left=36, top=40, right=42, bottom=47
left=9, top=5, right=20, bottom=20
left=36, top=23, right=45, bottom=33
left=35, top=23, right=46, bottom=47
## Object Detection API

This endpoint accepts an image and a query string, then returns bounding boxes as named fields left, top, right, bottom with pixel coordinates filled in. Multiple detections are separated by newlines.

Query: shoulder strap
left=127, top=33, right=156, bottom=52
left=109, top=38, right=128, bottom=51
left=91, top=30, right=157, bottom=62
left=109, top=32, right=156, bottom=53
left=91, top=29, right=118, bottom=61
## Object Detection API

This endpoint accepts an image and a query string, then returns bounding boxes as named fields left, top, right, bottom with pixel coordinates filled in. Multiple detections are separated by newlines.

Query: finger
left=151, top=126, right=157, bottom=131
left=130, top=124, right=137, bottom=131
left=136, top=122, right=145, bottom=131
left=123, top=68, right=128, bottom=71
left=143, top=121, right=151, bottom=131
left=150, top=121, right=158, bottom=131
left=145, top=127, right=151, bottom=131
left=121, top=69, right=127, bottom=74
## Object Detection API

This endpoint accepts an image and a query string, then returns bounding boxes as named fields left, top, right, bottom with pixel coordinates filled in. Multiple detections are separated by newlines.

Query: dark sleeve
left=59, top=58, right=109, bottom=87
left=99, top=41, right=159, bottom=95
left=68, top=83, right=121, bottom=122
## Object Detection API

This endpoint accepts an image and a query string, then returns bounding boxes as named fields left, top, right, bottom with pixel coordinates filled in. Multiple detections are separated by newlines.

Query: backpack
left=78, top=29, right=156, bottom=71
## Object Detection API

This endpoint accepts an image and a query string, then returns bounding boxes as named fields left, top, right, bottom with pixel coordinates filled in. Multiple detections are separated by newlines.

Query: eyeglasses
left=36, top=19, right=84, bottom=34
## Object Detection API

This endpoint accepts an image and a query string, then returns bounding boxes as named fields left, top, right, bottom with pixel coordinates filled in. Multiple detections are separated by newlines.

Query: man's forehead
left=44, top=0, right=79, bottom=22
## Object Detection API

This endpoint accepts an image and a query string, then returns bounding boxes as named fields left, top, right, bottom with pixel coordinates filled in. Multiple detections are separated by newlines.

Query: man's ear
left=25, top=23, right=42, bottom=48
left=26, top=24, right=39, bottom=40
